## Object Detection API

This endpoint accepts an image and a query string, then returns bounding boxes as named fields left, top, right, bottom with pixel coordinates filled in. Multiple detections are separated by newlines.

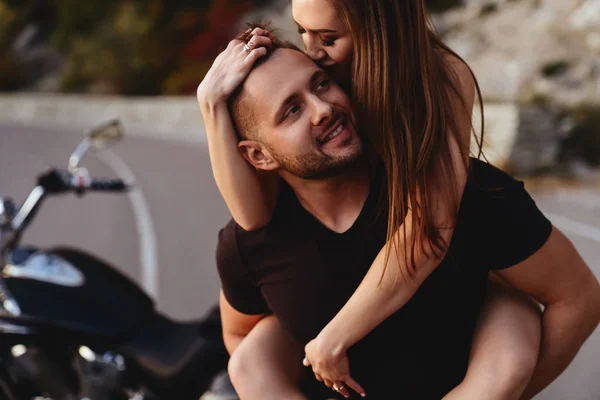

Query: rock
left=507, top=104, right=600, bottom=176
left=507, top=104, right=568, bottom=175
left=558, top=107, right=600, bottom=167
left=437, top=0, right=600, bottom=107
left=472, top=102, right=519, bottom=170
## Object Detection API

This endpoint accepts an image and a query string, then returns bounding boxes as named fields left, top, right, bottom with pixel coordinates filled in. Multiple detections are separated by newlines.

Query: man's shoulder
left=216, top=218, right=278, bottom=278
left=218, top=216, right=288, bottom=257
left=216, top=184, right=311, bottom=269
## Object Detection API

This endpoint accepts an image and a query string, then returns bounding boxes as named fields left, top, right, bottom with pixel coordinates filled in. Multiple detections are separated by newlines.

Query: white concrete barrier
left=0, top=94, right=518, bottom=167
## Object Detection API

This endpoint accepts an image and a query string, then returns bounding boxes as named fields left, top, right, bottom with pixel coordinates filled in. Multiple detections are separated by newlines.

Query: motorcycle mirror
left=87, top=119, right=124, bottom=149
left=69, top=119, right=124, bottom=171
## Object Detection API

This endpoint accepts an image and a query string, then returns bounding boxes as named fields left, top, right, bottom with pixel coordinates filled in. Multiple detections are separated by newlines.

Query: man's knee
left=227, top=341, right=308, bottom=400
left=478, top=343, right=538, bottom=399
left=227, top=345, right=253, bottom=389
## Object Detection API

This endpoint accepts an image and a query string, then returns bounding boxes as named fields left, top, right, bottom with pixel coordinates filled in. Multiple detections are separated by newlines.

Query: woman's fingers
left=239, top=33, right=272, bottom=67
left=197, top=27, right=275, bottom=103
left=247, top=34, right=273, bottom=50
left=334, top=381, right=351, bottom=398
left=250, top=27, right=276, bottom=41
left=243, top=46, right=268, bottom=66
left=344, top=377, right=366, bottom=397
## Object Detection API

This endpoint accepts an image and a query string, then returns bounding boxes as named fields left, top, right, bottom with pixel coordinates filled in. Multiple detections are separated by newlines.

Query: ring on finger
left=243, top=42, right=253, bottom=54
left=334, top=384, right=345, bottom=391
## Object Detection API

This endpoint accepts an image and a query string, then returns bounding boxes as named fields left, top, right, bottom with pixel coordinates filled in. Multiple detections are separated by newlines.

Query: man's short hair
left=228, top=23, right=304, bottom=141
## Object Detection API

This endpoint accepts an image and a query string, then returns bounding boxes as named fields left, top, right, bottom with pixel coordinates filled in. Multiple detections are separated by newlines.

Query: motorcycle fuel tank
left=2, top=247, right=154, bottom=339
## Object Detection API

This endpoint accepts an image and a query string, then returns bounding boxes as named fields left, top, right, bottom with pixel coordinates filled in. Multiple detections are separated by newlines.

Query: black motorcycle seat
left=122, top=307, right=228, bottom=392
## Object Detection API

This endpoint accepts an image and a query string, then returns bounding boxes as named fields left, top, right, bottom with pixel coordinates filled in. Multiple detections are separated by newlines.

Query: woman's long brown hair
left=334, top=0, right=485, bottom=278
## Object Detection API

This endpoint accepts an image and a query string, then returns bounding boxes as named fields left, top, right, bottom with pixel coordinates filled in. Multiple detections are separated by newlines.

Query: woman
left=198, top=1, right=552, bottom=398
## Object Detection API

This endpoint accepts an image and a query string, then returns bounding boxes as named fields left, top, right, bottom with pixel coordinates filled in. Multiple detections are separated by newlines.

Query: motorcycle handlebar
left=88, top=178, right=128, bottom=192
left=37, top=169, right=129, bottom=194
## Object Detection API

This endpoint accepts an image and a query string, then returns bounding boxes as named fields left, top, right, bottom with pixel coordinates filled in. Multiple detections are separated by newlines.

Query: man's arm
left=219, top=290, right=267, bottom=355
left=216, top=221, right=271, bottom=354
left=495, top=228, right=600, bottom=399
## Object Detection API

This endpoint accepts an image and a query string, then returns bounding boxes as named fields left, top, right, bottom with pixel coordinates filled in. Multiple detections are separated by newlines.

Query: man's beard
left=267, top=141, right=363, bottom=180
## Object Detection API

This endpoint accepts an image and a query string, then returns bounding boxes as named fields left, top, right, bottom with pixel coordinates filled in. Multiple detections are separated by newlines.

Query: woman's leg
left=444, top=274, right=542, bottom=400
left=227, top=315, right=309, bottom=400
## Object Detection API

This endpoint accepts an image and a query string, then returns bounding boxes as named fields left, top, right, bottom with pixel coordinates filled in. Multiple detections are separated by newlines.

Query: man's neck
left=281, top=161, right=371, bottom=234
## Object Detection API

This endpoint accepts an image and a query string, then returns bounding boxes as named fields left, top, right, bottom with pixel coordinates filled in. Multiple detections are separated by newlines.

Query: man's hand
left=197, top=28, right=273, bottom=107
left=303, top=335, right=366, bottom=398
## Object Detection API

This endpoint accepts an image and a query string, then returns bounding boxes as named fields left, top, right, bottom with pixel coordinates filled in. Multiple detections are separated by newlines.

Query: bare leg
left=228, top=315, right=308, bottom=400
left=443, top=274, right=542, bottom=400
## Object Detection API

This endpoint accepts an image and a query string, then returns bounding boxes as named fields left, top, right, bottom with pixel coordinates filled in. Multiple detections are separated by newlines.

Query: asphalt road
left=1, top=122, right=598, bottom=399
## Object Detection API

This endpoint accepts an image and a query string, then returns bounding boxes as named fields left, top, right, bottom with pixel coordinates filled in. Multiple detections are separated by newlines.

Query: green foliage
left=50, top=0, right=121, bottom=50
left=59, top=1, right=170, bottom=95
left=0, top=1, right=31, bottom=90
left=0, top=51, right=28, bottom=91
left=1, top=0, right=275, bottom=95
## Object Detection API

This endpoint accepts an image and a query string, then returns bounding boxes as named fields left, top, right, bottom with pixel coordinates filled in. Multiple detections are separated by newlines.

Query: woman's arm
left=198, top=28, right=279, bottom=231
left=200, top=100, right=279, bottom=230
left=303, top=55, right=475, bottom=389
left=305, top=184, right=461, bottom=357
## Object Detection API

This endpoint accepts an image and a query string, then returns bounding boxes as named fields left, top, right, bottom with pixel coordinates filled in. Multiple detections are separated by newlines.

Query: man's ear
left=238, top=140, right=280, bottom=171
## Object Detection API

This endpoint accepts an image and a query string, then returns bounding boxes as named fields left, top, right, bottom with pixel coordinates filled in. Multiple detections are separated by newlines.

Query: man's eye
left=286, top=105, right=301, bottom=118
left=297, top=27, right=306, bottom=34
left=317, top=80, right=330, bottom=90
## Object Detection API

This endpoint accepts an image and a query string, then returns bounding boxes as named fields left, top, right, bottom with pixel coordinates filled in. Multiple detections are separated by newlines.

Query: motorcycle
left=0, top=120, right=233, bottom=400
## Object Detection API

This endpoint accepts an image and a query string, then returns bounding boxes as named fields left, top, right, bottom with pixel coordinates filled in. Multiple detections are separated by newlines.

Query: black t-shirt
left=216, top=158, right=552, bottom=399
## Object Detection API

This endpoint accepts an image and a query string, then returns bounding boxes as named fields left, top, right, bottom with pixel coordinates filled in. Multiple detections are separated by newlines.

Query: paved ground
left=1, top=121, right=598, bottom=399
left=0, top=122, right=230, bottom=320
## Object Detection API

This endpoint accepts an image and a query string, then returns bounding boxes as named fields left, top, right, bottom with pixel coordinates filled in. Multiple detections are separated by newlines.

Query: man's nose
left=310, top=95, right=333, bottom=126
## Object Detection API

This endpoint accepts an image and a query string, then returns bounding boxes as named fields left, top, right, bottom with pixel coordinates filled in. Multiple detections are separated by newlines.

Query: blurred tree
left=2, top=0, right=467, bottom=95
left=50, top=0, right=121, bottom=50
left=163, top=0, right=263, bottom=94
left=59, top=0, right=168, bottom=94
left=0, top=1, right=30, bottom=90
left=55, top=0, right=270, bottom=95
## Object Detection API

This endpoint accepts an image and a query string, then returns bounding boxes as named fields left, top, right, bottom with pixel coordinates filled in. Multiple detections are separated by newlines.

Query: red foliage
left=181, top=0, right=255, bottom=61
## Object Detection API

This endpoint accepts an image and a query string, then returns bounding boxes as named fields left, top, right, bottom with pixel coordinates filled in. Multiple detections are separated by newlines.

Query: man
left=212, top=36, right=600, bottom=399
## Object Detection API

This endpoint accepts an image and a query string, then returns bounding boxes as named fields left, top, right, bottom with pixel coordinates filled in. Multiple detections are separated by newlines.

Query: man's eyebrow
left=273, top=70, right=325, bottom=123
left=293, top=20, right=337, bottom=33
left=309, top=69, right=327, bottom=86
left=273, top=93, right=300, bottom=123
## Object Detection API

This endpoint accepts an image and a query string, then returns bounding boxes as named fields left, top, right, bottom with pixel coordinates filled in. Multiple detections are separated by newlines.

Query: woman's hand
left=304, top=335, right=366, bottom=398
left=197, top=28, right=274, bottom=107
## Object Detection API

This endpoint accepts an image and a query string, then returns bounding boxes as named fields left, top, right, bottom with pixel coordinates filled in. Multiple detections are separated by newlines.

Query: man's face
left=243, top=49, right=362, bottom=179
